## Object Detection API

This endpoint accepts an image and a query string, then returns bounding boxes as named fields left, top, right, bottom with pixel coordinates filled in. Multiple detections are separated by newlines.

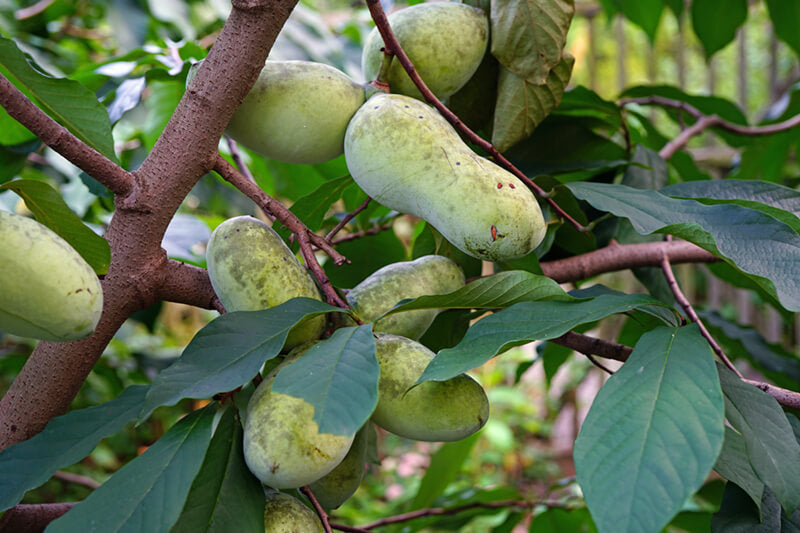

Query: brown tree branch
left=363, top=0, right=588, bottom=233
left=659, top=246, right=743, bottom=378
left=52, top=470, right=101, bottom=490
left=620, top=96, right=800, bottom=160
left=0, top=75, right=133, bottom=197
left=330, top=223, right=394, bottom=246
left=300, top=486, right=333, bottom=533
left=540, top=239, right=718, bottom=283
left=158, top=259, right=217, bottom=310
left=325, top=197, right=371, bottom=242
left=0, top=0, right=300, bottom=450
left=0, top=502, right=75, bottom=533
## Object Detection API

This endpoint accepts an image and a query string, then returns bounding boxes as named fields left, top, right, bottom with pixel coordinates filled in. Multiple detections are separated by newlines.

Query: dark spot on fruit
left=496, top=183, right=502, bottom=189
left=418, top=116, right=423, bottom=119
left=404, top=105, right=409, bottom=108
left=75, top=288, right=83, bottom=293
left=10, top=425, right=16, bottom=432
left=235, top=229, right=240, bottom=232
left=508, top=183, right=516, bottom=189
left=456, top=162, right=461, bottom=166
left=374, top=106, right=379, bottom=109
left=270, top=463, right=280, bottom=473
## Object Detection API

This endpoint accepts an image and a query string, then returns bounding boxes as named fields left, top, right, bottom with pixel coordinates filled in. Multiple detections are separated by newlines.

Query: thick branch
left=540, top=239, right=717, bottom=283
left=0, top=503, right=75, bottom=533
left=363, top=0, right=587, bottom=232
left=0, top=75, right=133, bottom=197
left=158, top=260, right=217, bottom=310
left=620, top=96, right=800, bottom=160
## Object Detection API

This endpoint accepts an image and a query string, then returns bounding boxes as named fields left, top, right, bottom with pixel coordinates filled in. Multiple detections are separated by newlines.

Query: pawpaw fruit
left=372, top=333, right=489, bottom=442
left=205, top=215, right=325, bottom=349
left=263, top=490, right=323, bottom=533
left=225, top=60, right=365, bottom=164
left=346, top=255, right=464, bottom=340
left=308, top=423, right=369, bottom=510
left=0, top=211, right=102, bottom=341
left=345, top=93, right=546, bottom=261
left=362, top=3, right=488, bottom=100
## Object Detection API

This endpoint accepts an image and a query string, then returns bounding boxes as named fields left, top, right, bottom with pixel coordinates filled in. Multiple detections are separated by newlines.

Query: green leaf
left=613, top=0, right=664, bottom=43
left=718, top=364, right=800, bottom=513
left=0, top=139, right=40, bottom=184
left=714, top=426, right=765, bottom=514
left=0, top=179, right=110, bottom=274
left=0, top=37, right=117, bottom=162
left=490, top=0, right=575, bottom=84
left=0, top=385, right=147, bottom=512
left=567, top=182, right=800, bottom=311
left=491, top=55, right=575, bottom=153
left=710, top=484, right=798, bottom=532
left=410, top=432, right=480, bottom=510
left=622, top=144, right=668, bottom=190
left=765, top=0, right=800, bottom=58
left=324, top=229, right=406, bottom=288
left=171, top=407, right=264, bottom=533
left=690, top=0, right=747, bottom=58
left=47, top=404, right=216, bottom=533
left=573, top=325, right=725, bottom=533
left=271, top=325, right=379, bottom=436
left=141, top=298, right=345, bottom=420
left=528, top=507, right=596, bottom=532
left=274, top=175, right=353, bottom=243
left=555, top=86, right=622, bottom=131
left=662, top=179, right=800, bottom=233
left=418, top=291, right=676, bottom=383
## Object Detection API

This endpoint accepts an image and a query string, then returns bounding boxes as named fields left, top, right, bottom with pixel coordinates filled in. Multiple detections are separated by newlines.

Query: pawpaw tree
left=1, top=1, right=800, bottom=532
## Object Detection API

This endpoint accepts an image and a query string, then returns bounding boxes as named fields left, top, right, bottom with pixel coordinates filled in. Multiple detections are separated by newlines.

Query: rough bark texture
left=0, top=0, right=299, bottom=450
left=0, top=503, right=75, bottom=533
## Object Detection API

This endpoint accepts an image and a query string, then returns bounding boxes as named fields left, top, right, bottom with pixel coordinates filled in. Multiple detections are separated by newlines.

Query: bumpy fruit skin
left=244, top=361, right=355, bottom=489
left=263, top=490, right=323, bottom=533
left=308, top=423, right=369, bottom=510
left=206, top=216, right=325, bottom=349
left=345, top=93, right=546, bottom=261
left=362, top=3, right=488, bottom=100
left=372, top=333, right=489, bottom=442
left=346, top=255, right=464, bottom=340
left=226, top=60, right=365, bottom=164
left=0, top=211, right=102, bottom=341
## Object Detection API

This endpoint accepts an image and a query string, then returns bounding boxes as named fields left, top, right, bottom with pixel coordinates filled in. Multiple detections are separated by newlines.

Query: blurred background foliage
left=0, top=0, right=797, bottom=530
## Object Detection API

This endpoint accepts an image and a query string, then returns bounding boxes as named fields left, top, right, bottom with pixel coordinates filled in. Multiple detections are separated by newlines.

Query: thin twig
left=300, top=486, right=333, bottom=533
left=363, top=0, right=588, bottom=233
left=659, top=241, right=743, bottom=378
left=330, top=224, right=393, bottom=246
left=326, top=197, right=372, bottom=242
left=53, top=470, right=100, bottom=490
left=584, top=353, right=614, bottom=374
left=659, top=115, right=719, bottom=161
left=0, top=74, right=134, bottom=197
left=330, top=524, right=371, bottom=533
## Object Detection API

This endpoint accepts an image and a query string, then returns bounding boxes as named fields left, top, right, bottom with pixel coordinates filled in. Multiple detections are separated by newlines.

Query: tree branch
left=325, top=197, right=371, bottom=242
left=0, top=503, right=75, bottom=533
left=363, top=0, right=588, bottom=233
left=53, top=470, right=101, bottom=490
left=540, top=239, right=718, bottom=283
left=620, top=96, right=800, bottom=160
left=0, top=75, right=133, bottom=197
left=300, top=486, right=333, bottom=533
left=158, top=259, right=217, bottom=310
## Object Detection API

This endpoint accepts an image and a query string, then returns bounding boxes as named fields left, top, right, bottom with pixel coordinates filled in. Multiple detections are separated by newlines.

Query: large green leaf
left=324, top=229, right=407, bottom=288
left=140, top=298, right=345, bottom=420
left=171, top=407, right=264, bottom=533
left=765, top=0, right=800, bottom=58
left=529, top=507, right=596, bottom=532
left=490, top=0, right=574, bottom=84
left=1, top=179, right=110, bottom=274
left=690, top=0, right=748, bottom=58
left=274, top=175, right=353, bottom=245
left=271, top=325, right=378, bottom=436
left=410, top=432, right=480, bottom=510
left=574, top=325, right=725, bottom=533
left=0, top=37, right=116, bottom=162
left=47, top=404, right=216, bottom=533
left=711, top=484, right=800, bottom=531
left=623, top=145, right=668, bottom=190
left=0, top=385, right=147, bottom=512
left=718, top=365, right=800, bottom=513
left=491, top=55, right=574, bottom=153
left=714, top=426, right=765, bottom=514
left=0, top=139, right=40, bottom=183
left=384, top=270, right=573, bottom=318
left=662, top=179, right=800, bottom=233
left=568, top=182, right=800, bottom=311
left=613, top=0, right=664, bottom=43
left=418, top=290, right=676, bottom=383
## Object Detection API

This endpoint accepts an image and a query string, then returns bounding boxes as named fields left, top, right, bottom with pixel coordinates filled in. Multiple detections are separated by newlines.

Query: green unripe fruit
left=372, top=333, right=489, bottom=442
left=244, top=356, right=355, bottom=489
left=206, top=216, right=325, bottom=350
left=308, top=423, right=369, bottom=510
left=346, top=255, right=464, bottom=340
left=225, top=60, right=365, bottom=164
left=362, top=3, right=488, bottom=100
left=0, top=211, right=102, bottom=341
left=263, top=490, right=323, bottom=533
left=345, top=93, right=546, bottom=262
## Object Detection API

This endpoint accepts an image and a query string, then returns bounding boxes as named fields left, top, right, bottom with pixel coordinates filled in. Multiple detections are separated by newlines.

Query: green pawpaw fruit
left=206, top=216, right=325, bottom=350
left=345, top=93, right=546, bottom=261
left=225, top=60, right=365, bottom=164
left=362, top=2, right=488, bottom=100
left=346, top=255, right=464, bottom=340
left=372, top=333, right=489, bottom=442
left=308, top=423, right=369, bottom=510
left=0, top=211, right=102, bottom=341
left=244, top=352, right=355, bottom=489
left=263, top=490, right=323, bottom=533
